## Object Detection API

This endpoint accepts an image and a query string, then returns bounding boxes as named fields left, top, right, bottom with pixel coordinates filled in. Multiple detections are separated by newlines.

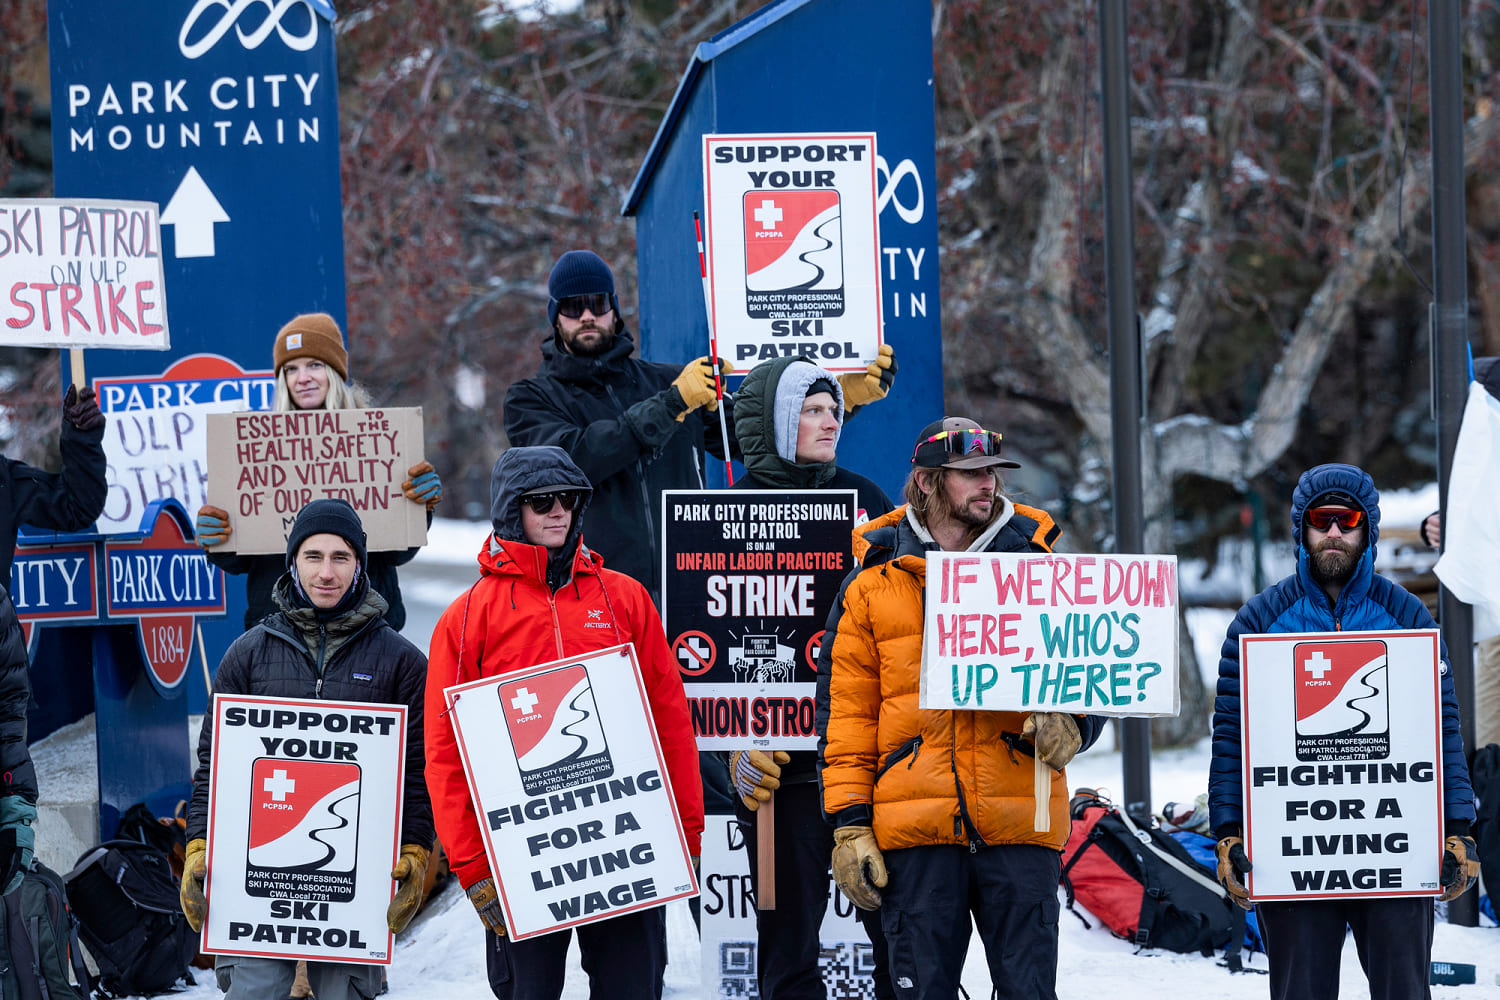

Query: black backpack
left=63, top=841, right=195, bottom=997
left=0, top=861, right=93, bottom=1000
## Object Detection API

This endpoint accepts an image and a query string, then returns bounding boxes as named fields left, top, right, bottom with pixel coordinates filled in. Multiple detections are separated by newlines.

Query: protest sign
left=699, top=812, right=877, bottom=997
left=445, top=643, right=697, bottom=941
left=702, top=134, right=881, bottom=372
left=202, top=695, right=406, bottom=964
left=918, top=551, right=1179, bottom=716
left=1240, top=629, right=1444, bottom=901
left=205, top=407, right=427, bottom=554
left=0, top=199, right=169, bottom=349
left=662, top=489, right=857, bottom=749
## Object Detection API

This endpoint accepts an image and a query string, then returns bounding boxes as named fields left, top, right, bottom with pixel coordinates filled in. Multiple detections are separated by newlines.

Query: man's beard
left=1309, top=542, right=1359, bottom=585
left=952, top=497, right=994, bottom=529
left=562, top=323, right=615, bottom=357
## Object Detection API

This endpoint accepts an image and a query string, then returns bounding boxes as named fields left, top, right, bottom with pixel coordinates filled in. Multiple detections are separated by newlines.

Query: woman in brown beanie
left=193, top=312, right=442, bottom=632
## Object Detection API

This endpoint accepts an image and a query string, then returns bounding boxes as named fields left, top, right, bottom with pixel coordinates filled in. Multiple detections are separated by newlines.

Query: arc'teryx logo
left=179, top=0, right=319, bottom=60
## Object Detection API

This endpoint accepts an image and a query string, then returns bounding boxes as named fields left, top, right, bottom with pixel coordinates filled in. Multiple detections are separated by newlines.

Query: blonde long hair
left=272, top=365, right=371, bottom=412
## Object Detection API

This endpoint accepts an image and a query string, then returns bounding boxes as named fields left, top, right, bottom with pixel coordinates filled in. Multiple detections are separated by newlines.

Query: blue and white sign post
left=46, top=0, right=346, bottom=834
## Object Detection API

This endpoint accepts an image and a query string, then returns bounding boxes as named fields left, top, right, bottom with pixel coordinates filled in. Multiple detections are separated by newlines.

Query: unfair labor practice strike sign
left=919, top=552, right=1180, bottom=716
left=662, top=490, right=856, bottom=749
left=1240, top=630, right=1444, bottom=901
left=0, top=199, right=169, bottom=349
left=203, top=695, right=406, bottom=964
left=445, top=644, right=698, bottom=941
left=702, top=134, right=881, bottom=372
left=205, top=407, right=427, bottom=554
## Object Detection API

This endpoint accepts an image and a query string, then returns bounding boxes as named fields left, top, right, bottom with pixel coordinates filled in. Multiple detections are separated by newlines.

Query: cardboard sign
left=205, top=407, right=427, bottom=554
left=445, top=644, right=698, bottom=941
left=702, top=134, right=882, bottom=372
left=0, top=199, right=169, bottom=349
left=918, top=552, right=1179, bottom=716
left=698, top=813, right=877, bottom=997
left=662, top=490, right=856, bottom=750
left=203, top=695, right=406, bottom=964
left=1240, top=630, right=1445, bottom=901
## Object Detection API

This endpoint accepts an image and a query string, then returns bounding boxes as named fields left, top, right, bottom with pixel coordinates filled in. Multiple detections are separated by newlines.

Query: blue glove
left=403, top=462, right=442, bottom=509
left=0, top=795, right=37, bottom=894
left=195, top=504, right=232, bottom=548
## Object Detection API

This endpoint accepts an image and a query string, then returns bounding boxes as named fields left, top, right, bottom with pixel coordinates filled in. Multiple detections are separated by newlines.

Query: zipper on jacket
left=950, top=746, right=986, bottom=853
left=548, top=593, right=565, bottom=660
left=316, top=623, right=328, bottom=684
left=873, top=736, right=923, bottom=784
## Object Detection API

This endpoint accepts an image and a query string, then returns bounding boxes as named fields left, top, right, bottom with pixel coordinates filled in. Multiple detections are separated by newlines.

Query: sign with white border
left=202, top=694, right=405, bottom=964
left=1240, top=629, right=1444, bottom=901
left=445, top=643, right=698, bottom=941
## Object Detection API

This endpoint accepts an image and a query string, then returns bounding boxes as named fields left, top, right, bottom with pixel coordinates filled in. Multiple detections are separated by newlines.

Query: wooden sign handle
left=69, top=348, right=85, bottom=390
left=1033, top=753, right=1051, bottom=833
left=756, top=792, right=776, bottom=910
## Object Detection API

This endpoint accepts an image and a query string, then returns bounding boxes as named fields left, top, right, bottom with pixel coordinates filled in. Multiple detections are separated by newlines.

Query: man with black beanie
left=180, top=499, right=433, bottom=1000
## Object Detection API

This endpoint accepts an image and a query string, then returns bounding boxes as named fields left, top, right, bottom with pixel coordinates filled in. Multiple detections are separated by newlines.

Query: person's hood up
left=732, top=356, right=843, bottom=488
left=489, top=445, right=593, bottom=542
left=1289, top=462, right=1379, bottom=608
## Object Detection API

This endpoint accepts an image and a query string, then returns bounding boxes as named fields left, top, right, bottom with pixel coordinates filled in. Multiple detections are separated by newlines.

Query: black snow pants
left=1257, top=896, right=1434, bottom=1000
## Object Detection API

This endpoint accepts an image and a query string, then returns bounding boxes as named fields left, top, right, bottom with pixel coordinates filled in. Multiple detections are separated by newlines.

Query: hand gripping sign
left=203, top=695, right=406, bottom=965
left=1239, top=630, right=1445, bottom=901
left=445, top=643, right=698, bottom=940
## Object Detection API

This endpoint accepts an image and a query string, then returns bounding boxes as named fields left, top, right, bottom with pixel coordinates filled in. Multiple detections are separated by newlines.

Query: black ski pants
left=484, top=904, right=666, bottom=1000
left=1258, top=896, right=1434, bottom=1000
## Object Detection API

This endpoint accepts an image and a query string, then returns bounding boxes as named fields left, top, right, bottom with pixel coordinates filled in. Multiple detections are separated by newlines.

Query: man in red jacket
left=424, top=445, right=703, bottom=1000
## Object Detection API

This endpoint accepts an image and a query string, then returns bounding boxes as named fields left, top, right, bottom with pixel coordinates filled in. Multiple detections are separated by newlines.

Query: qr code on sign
left=819, top=940, right=877, bottom=999
left=718, top=940, right=759, bottom=998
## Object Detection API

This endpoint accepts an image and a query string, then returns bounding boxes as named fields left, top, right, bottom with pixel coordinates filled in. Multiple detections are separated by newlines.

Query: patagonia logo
left=352, top=671, right=373, bottom=682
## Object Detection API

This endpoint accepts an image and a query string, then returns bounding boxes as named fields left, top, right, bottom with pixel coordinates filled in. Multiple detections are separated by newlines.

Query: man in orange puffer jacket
left=818, top=418, right=1105, bottom=1000
left=424, top=445, right=703, bottom=1000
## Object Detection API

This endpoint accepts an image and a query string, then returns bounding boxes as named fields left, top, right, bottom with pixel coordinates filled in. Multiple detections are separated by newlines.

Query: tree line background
left=4, top=0, right=1499, bottom=741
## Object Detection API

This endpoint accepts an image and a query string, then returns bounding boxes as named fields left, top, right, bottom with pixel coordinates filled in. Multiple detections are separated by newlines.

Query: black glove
left=63, top=385, right=105, bottom=432
left=1439, top=835, right=1480, bottom=902
left=1215, top=834, right=1253, bottom=910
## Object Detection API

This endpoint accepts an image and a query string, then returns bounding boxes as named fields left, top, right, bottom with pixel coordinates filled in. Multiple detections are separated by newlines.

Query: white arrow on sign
left=160, top=166, right=229, bottom=259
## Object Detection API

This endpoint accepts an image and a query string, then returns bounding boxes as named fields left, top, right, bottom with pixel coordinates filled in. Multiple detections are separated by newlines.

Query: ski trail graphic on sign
left=501, top=665, right=614, bottom=795
left=1293, top=639, right=1390, bottom=761
left=743, top=191, right=845, bottom=318
left=249, top=783, right=360, bottom=869
left=245, top=758, right=362, bottom=900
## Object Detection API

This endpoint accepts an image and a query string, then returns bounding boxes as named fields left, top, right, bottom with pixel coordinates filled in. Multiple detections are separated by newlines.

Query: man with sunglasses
left=1208, top=463, right=1479, bottom=1000
left=818, top=417, right=1104, bottom=1000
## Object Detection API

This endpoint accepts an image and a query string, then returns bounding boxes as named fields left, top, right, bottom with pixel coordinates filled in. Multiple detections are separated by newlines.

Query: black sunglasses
left=911, top=428, right=1004, bottom=462
left=522, top=491, right=585, bottom=515
left=554, top=293, right=613, bottom=320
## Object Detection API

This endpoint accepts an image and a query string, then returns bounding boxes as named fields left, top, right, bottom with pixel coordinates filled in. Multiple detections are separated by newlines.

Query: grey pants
left=215, top=956, right=382, bottom=1000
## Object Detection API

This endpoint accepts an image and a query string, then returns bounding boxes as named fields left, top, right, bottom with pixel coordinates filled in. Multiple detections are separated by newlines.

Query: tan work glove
left=194, top=505, right=232, bottom=548
left=467, top=876, right=507, bottom=935
left=1215, top=835, right=1253, bottom=910
left=831, top=825, right=887, bottom=911
left=401, top=461, right=443, bottom=510
left=837, top=344, right=897, bottom=411
left=1023, top=712, right=1081, bottom=770
left=671, top=357, right=731, bottom=421
left=387, top=844, right=430, bottom=933
left=1439, top=834, right=1481, bottom=902
left=181, top=838, right=207, bottom=932
left=729, top=749, right=791, bottom=812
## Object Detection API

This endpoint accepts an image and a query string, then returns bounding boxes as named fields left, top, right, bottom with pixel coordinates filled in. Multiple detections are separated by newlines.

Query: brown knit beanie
left=273, top=313, right=349, bottom=380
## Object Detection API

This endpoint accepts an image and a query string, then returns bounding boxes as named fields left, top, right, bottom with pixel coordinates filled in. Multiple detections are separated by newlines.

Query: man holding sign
left=1208, top=464, right=1479, bottom=1000
left=818, top=417, right=1104, bottom=1000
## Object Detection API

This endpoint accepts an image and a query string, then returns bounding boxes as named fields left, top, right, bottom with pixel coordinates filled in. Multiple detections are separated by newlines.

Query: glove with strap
left=181, top=838, right=208, bottom=932
left=670, top=357, right=731, bottom=421
left=386, top=844, right=430, bottom=933
left=1439, top=834, right=1480, bottom=902
left=831, top=825, right=887, bottom=911
left=728, top=749, right=790, bottom=812
left=467, top=876, right=507, bottom=936
left=0, top=795, right=36, bottom=895
left=1022, top=712, right=1081, bottom=770
left=63, top=385, right=106, bottom=432
left=195, top=505, right=232, bottom=548
left=402, top=461, right=443, bottom=510
left=838, top=344, right=897, bottom=412
left=1215, top=833, right=1253, bottom=910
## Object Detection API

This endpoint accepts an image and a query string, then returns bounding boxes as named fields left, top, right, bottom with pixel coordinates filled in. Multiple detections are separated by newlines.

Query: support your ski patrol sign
left=445, top=644, right=698, bottom=940
left=702, top=133, right=881, bottom=372
left=203, top=696, right=406, bottom=964
left=1240, top=630, right=1444, bottom=901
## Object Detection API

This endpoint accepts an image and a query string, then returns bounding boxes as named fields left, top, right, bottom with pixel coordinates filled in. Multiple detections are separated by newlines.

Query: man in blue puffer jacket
left=1207, top=463, right=1479, bottom=1000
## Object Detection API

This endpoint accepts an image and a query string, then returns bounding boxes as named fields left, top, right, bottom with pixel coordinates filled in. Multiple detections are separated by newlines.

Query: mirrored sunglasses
left=555, top=293, right=612, bottom=320
left=1305, top=506, right=1364, bottom=532
left=522, top=491, right=585, bottom=515
left=912, top=428, right=1004, bottom=462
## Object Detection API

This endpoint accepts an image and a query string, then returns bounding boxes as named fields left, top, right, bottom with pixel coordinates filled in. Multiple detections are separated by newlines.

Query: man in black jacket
left=180, top=499, right=432, bottom=1000
left=0, top=586, right=38, bottom=894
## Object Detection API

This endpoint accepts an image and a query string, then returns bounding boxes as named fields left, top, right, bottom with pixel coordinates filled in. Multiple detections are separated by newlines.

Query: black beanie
left=806, top=377, right=837, bottom=400
left=285, top=498, right=368, bottom=570
left=547, top=251, right=616, bottom=326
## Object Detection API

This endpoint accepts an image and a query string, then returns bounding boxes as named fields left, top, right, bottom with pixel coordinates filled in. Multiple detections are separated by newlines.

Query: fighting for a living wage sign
left=0, top=199, right=169, bottom=349
left=918, top=552, right=1180, bottom=716
left=702, top=134, right=882, bottom=372
left=205, top=407, right=427, bottom=554
left=203, top=695, right=405, bottom=964
left=1240, top=630, right=1445, bottom=901
left=445, top=644, right=698, bottom=941
left=662, top=490, right=856, bottom=750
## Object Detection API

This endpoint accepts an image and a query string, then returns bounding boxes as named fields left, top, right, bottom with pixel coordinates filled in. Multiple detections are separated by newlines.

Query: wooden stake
left=195, top=623, right=214, bottom=699
left=756, top=792, right=776, bottom=910
left=69, top=348, right=85, bottom=389
left=1033, top=753, right=1051, bottom=833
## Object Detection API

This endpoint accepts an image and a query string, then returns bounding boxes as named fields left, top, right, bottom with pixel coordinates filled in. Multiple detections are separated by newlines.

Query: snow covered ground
left=45, top=500, right=1500, bottom=998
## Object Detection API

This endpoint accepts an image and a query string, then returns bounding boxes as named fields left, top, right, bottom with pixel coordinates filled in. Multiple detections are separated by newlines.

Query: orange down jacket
left=424, top=534, right=704, bottom=890
left=819, top=503, right=1103, bottom=852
